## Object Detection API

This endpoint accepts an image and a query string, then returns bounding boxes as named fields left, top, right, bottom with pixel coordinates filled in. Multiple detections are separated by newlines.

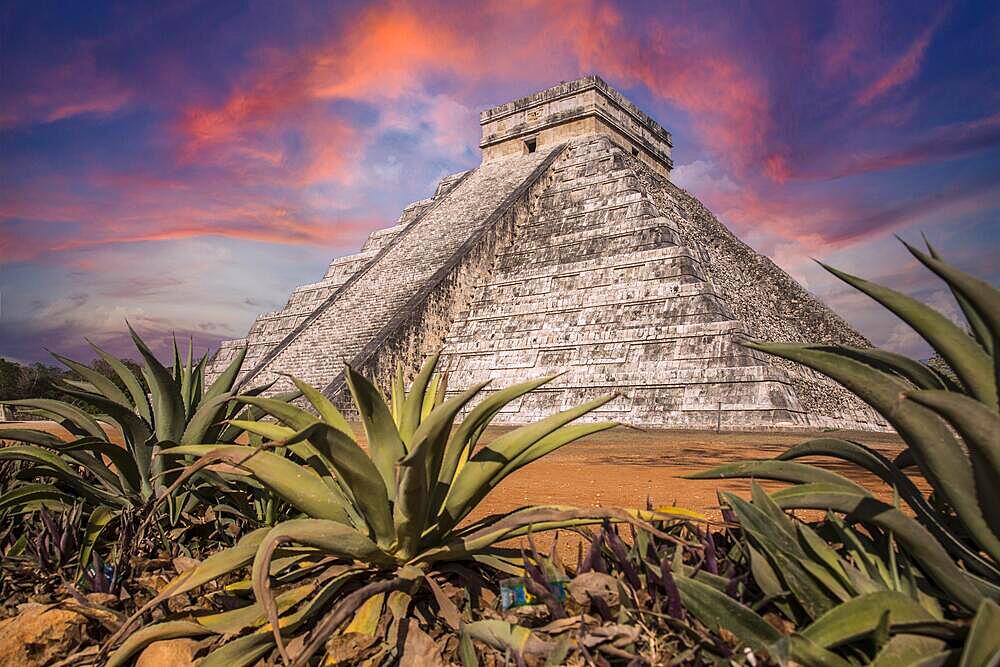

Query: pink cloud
left=0, top=43, right=134, bottom=129
left=855, top=10, right=947, bottom=106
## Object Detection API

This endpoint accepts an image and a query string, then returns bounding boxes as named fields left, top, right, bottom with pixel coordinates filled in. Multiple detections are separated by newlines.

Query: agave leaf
left=58, top=438, right=141, bottom=495
left=253, top=520, right=392, bottom=581
left=0, top=428, right=66, bottom=448
left=77, top=506, right=116, bottom=581
left=398, top=352, right=441, bottom=444
left=824, top=346, right=950, bottom=391
left=285, top=423, right=393, bottom=547
left=921, top=238, right=993, bottom=357
left=687, top=459, right=867, bottom=493
left=395, top=382, right=491, bottom=558
left=127, top=324, right=186, bottom=443
left=0, top=446, right=122, bottom=505
left=50, top=351, right=131, bottom=408
left=431, top=375, right=557, bottom=515
left=908, top=390, right=1000, bottom=485
left=777, top=438, right=999, bottom=580
left=458, top=629, right=479, bottom=667
left=54, top=384, right=152, bottom=454
left=461, top=620, right=540, bottom=656
left=869, top=634, right=948, bottom=667
left=180, top=392, right=236, bottom=445
left=344, top=364, right=406, bottom=500
left=723, top=492, right=802, bottom=556
left=496, top=421, right=618, bottom=482
left=203, top=345, right=247, bottom=403
left=441, top=394, right=615, bottom=531
left=249, top=521, right=390, bottom=657
left=423, top=371, right=447, bottom=420
left=179, top=337, right=197, bottom=417
left=423, top=505, right=701, bottom=564
left=796, top=523, right=855, bottom=596
left=428, top=422, right=619, bottom=544
left=389, top=362, right=404, bottom=424
left=801, top=591, right=942, bottom=648
left=236, top=395, right=317, bottom=430
left=675, top=574, right=780, bottom=653
left=197, top=632, right=275, bottom=667
left=819, top=261, right=996, bottom=406
left=171, top=335, right=183, bottom=384
left=155, top=527, right=270, bottom=600
left=106, top=621, right=214, bottom=667
left=214, top=385, right=287, bottom=442
left=1, top=399, right=106, bottom=440
left=770, top=634, right=853, bottom=667
left=226, top=420, right=296, bottom=443
left=903, top=240, right=1000, bottom=396
left=0, top=429, right=122, bottom=494
left=745, top=341, right=1000, bottom=565
left=164, top=445, right=351, bottom=524
left=725, top=492, right=836, bottom=618
left=87, top=339, right=153, bottom=424
left=747, top=541, right=786, bottom=594
left=286, top=375, right=353, bottom=437
left=0, top=484, right=74, bottom=513
left=394, top=446, right=429, bottom=561
left=343, top=592, right=384, bottom=635
left=770, top=484, right=986, bottom=611
left=959, top=599, right=1000, bottom=667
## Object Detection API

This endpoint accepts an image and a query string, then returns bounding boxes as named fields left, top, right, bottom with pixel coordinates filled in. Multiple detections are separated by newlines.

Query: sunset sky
left=1, top=1, right=997, bottom=365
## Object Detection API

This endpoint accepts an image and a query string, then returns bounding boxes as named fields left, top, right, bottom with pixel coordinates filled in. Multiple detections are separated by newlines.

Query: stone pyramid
left=207, top=76, right=885, bottom=431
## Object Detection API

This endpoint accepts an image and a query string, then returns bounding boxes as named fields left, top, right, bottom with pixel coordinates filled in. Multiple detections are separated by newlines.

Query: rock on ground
left=0, top=605, right=87, bottom=666
left=135, top=637, right=198, bottom=666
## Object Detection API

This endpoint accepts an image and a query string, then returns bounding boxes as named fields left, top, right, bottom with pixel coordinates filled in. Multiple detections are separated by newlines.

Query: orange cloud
left=175, top=0, right=772, bottom=178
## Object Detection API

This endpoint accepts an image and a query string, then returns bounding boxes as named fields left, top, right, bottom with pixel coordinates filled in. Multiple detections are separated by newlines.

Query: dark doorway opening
left=524, top=138, right=537, bottom=154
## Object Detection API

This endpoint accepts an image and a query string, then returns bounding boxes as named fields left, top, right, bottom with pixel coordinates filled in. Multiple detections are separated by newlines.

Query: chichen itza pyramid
left=207, top=76, right=886, bottom=431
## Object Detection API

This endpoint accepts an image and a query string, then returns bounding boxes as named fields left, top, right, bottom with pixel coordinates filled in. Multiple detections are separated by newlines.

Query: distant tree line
left=0, top=356, right=148, bottom=417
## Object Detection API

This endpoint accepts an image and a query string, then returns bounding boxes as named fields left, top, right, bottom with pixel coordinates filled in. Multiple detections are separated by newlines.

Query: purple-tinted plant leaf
left=579, top=526, right=607, bottom=574
left=659, top=553, right=684, bottom=620
left=644, top=564, right=660, bottom=603
left=523, top=537, right=566, bottom=619
left=589, top=592, right=613, bottom=622
left=35, top=533, right=50, bottom=571
left=720, top=494, right=738, bottom=527
left=39, top=506, right=58, bottom=541
left=725, top=573, right=741, bottom=599
left=703, top=532, right=719, bottom=575
left=713, top=635, right=733, bottom=658
left=605, top=523, right=640, bottom=590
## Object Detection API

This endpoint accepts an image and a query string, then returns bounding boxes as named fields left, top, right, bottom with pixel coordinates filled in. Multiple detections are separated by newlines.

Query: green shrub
left=104, top=354, right=695, bottom=666
left=0, top=327, right=281, bottom=581
left=681, top=239, right=1000, bottom=664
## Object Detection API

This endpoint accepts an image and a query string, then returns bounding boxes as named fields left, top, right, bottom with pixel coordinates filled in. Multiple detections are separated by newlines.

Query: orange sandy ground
left=3, top=422, right=907, bottom=562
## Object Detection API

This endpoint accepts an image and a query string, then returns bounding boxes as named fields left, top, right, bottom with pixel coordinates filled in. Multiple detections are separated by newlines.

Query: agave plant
left=681, top=239, right=1000, bottom=663
left=0, top=326, right=283, bottom=575
left=104, top=354, right=695, bottom=666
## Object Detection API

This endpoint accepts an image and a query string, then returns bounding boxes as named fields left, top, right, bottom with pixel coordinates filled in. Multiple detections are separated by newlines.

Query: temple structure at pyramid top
left=479, top=75, right=673, bottom=177
left=207, top=75, right=886, bottom=432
